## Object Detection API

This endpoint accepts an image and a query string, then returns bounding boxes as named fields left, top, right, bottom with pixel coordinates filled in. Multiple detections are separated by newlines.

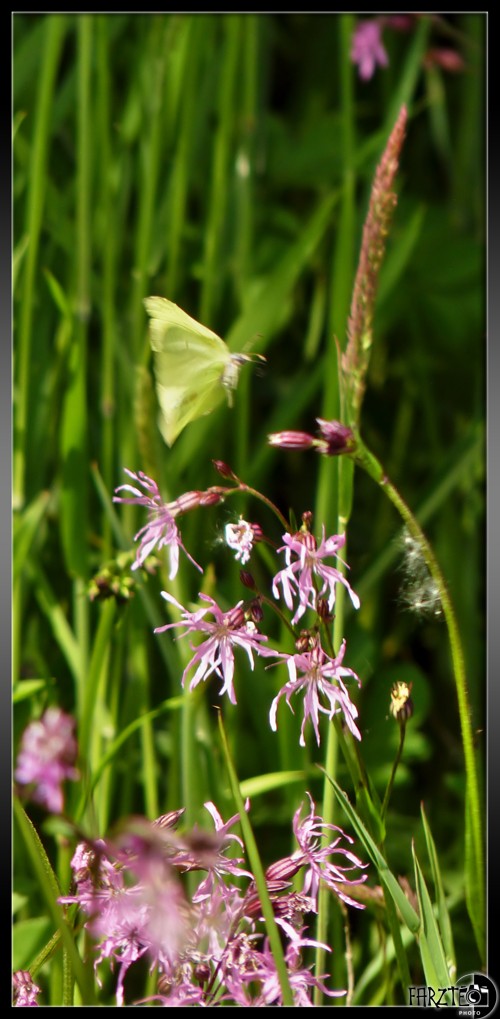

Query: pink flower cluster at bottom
left=58, top=798, right=367, bottom=1007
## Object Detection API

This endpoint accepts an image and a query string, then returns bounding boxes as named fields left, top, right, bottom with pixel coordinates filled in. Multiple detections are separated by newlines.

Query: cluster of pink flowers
left=14, top=434, right=368, bottom=1006
left=114, top=462, right=363, bottom=749
left=58, top=797, right=367, bottom=1007
left=12, top=970, right=41, bottom=1007
left=14, top=707, right=79, bottom=813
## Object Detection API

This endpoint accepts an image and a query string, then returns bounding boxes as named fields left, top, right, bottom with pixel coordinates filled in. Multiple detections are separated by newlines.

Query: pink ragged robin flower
left=59, top=835, right=191, bottom=1008
left=351, top=19, right=389, bottom=80
left=12, top=971, right=41, bottom=1007
left=113, top=469, right=202, bottom=578
left=272, top=525, right=360, bottom=625
left=155, top=592, right=270, bottom=705
left=168, top=801, right=251, bottom=899
left=269, top=635, right=361, bottom=747
left=228, top=935, right=345, bottom=1007
left=291, top=793, right=368, bottom=910
left=14, top=707, right=79, bottom=814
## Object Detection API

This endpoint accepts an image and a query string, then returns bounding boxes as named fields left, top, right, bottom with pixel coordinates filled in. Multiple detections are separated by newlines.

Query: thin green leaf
left=13, top=232, right=30, bottom=293
left=13, top=798, right=96, bottom=1004
left=13, top=490, right=51, bottom=584
left=464, top=784, right=486, bottom=960
left=240, top=770, right=305, bottom=798
left=43, top=268, right=73, bottom=319
left=378, top=204, right=426, bottom=305
left=420, top=802, right=456, bottom=981
left=227, top=191, right=338, bottom=356
left=412, top=842, right=453, bottom=997
left=13, top=679, right=50, bottom=703
left=12, top=916, right=53, bottom=971
left=26, top=561, right=80, bottom=684
left=321, top=770, right=420, bottom=933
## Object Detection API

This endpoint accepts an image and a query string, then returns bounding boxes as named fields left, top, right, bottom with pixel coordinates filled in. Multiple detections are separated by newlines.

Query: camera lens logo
left=456, top=973, right=498, bottom=1018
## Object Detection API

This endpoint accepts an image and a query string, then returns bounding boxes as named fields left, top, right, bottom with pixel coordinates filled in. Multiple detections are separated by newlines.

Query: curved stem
left=381, top=721, right=407, bottom=824
left=354, top=437, right=485, bottom=949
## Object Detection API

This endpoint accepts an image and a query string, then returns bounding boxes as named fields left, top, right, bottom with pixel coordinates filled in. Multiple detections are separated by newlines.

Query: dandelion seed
left=397, top=529, right=442, bottom=618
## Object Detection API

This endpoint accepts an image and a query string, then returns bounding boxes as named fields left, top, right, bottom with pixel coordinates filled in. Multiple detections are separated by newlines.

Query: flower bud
left=295, top=630, right=315, bottom=654
left=212, top=459, right=238, bottom=480
left=316, top=597, right=334, bottom=623
left=316, top=419, right=356, bottom=455
left=239, top=569, right=256, bottom=590
left=248, top=598, right=264, bottom=624
left=153, top=809, right=185, bottom=830
left=389, top=681, right=413, bottom=722
left=266, top=855, right=302, bottom=882
left=423, top=47, right=465, bottom=73
left=268, top=430, right=318, bottom=450
left=199, top=488, right=225, bottom=507
left=194, top=963, right=211, bottom=984
left=225, top=603, right=247, bottom=630
left=167, top=490, right=204, bottom=515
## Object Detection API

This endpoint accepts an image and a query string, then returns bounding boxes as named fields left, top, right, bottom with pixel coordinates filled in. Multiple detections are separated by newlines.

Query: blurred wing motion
left=144, top=296, right=248, bottom=446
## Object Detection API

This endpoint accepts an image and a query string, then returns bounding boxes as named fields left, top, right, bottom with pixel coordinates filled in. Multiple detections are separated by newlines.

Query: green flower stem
left=236, top=481, right=291, bottom=533
left=381, top=720, right=407, bottom=824
left=218, top=715, right=295, bottom=1008
left=314, top=566, right=351, bottom=1003
left=353, top=435, right=485, bottom=949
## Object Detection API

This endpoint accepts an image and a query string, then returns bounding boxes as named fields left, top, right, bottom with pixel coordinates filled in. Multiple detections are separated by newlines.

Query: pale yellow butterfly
left=145, top=297, right=262, bottom=446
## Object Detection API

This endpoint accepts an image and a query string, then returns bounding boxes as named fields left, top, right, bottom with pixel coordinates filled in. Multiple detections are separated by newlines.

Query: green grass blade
left=420, top=802, right=456, bottom=981
left=412, top=843, right=453, bottom=997
left=13, top=798, right=96, bottom=1004
left=13, top=491, right=51, bottom=586
left=14, top=14, right=67, bottom=508
left=321, top=771, right=420, bottom=933
left=464, top=783, right=486, bottom=961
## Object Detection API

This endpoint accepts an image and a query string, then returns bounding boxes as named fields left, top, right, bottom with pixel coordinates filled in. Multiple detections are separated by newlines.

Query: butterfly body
left=144, top=297, right=248, bottom=446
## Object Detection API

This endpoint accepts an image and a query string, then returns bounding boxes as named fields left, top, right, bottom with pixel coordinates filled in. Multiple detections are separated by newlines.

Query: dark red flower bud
left=316, top=597, right=334, bottom=623
left=212, top=459, right=238, bottom=480
left=295, top=630, right=315, bottom=654
left=316, top=419, right=356, bottom=455
left=423, top=47, right=465, bottom=73
left=249, top=598, right=264, bottom=623
left=240, top=570, right=256, bottom=590
left=199, top=488, right=225, bottom=507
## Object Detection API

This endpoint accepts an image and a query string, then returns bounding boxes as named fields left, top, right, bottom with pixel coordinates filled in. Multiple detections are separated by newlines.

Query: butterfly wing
left=144, top=297, right=232, bottom=446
